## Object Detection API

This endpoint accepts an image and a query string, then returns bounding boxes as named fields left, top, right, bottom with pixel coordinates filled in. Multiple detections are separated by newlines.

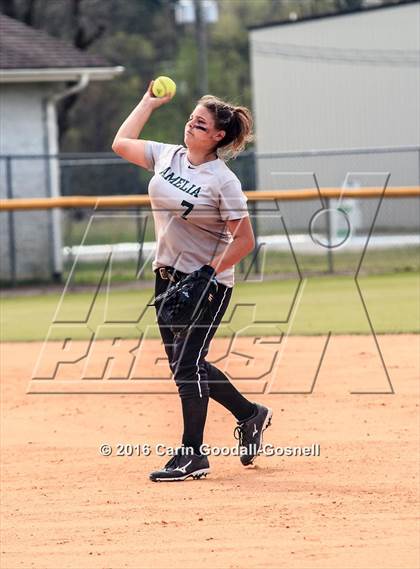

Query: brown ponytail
left=197, top=95, right=254, bottom=160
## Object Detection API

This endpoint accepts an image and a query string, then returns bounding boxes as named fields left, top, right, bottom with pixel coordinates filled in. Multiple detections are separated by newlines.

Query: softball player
left=112, top=81, right=272, bottom=482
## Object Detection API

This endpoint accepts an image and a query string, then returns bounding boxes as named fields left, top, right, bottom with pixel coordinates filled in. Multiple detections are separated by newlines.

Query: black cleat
left=234, top=403, right=273, bottom=466
left=149, top=448, right=210, bottom=482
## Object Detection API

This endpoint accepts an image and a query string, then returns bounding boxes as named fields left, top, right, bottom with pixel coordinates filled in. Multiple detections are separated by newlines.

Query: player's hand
left=141, top=81, right=174, bottom=110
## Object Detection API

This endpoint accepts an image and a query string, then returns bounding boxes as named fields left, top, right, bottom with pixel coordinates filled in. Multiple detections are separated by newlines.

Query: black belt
left=155, top=266, right=188, bottom=283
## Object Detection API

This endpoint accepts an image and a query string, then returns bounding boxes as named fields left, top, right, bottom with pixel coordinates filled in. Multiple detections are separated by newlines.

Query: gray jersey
left=145, top=141, right=249, bottom=287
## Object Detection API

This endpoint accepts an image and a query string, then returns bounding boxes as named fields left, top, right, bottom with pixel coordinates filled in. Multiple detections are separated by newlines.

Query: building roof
left=248, top=0, right=419, bottom=31
left=0, top=14, right=111, bottom=69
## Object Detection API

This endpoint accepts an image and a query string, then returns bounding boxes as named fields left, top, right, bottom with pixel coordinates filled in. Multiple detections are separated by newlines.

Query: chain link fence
left=1, top=146, right=419, bottom=285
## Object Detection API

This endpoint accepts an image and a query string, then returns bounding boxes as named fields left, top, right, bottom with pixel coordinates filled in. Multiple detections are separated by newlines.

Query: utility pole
left=175, top=1, right=218, bottom=96
left=193, top=0, right=208, bottom=96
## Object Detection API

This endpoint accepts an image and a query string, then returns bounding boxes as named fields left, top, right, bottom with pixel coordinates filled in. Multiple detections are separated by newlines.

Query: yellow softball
left=152, top=76, right=176, bottom=98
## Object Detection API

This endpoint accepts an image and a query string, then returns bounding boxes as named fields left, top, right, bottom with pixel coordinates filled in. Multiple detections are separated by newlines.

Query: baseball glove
left=151, top=265, right=218, bottom=336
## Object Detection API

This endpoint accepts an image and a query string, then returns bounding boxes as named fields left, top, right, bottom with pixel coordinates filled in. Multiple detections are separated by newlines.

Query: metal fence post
left=136, top=207, right=144, bottom=280
left=6, top=157, right=17, bottom=286
left=418, top=148, right=420, bottom=187
left=325, top=197, right=334, bottom=274
left=250, top=199, right=260, bottom=275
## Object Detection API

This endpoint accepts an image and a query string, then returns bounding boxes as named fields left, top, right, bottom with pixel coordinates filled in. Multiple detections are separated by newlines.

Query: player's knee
left=173, top=362, right=209, bottom=395
left=173, top=361, right=205, bottom=383
left=177, top=382, right=210, bottom=399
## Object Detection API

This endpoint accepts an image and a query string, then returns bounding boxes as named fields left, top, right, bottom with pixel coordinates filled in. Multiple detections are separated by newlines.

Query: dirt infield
left=1, top=335, right=419, bottom=569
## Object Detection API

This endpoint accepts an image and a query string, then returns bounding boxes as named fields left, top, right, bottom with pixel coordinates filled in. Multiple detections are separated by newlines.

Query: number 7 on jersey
left=181, top=200, right=194, bottom=219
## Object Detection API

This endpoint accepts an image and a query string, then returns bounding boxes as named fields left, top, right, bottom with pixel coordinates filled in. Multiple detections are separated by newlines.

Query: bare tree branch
left=74, top=22, right=105, bottom=50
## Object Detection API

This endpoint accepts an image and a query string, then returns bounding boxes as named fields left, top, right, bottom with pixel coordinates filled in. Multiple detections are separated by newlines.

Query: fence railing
left=1, top=187, right=419, bottom=210
left=0, top=186, right=419, bottom=285
left=1, top=145, right=419, bottom=284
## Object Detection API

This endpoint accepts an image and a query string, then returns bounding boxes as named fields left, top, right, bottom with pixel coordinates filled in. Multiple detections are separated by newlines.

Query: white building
left=249, top=0, right=420, bottom=232
left=0, top=15, right=123, bottom=283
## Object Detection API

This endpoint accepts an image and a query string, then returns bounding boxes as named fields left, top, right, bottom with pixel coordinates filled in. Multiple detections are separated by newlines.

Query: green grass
left=1, top=273, right=418, bottom=342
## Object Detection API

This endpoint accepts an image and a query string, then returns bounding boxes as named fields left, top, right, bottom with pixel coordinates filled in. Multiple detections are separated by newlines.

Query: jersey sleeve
left=219, top=178, right=249, bottom=221
left=144, top=141, right=178, bottom=172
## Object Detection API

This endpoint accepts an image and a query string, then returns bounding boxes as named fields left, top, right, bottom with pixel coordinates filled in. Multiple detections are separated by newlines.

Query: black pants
left=154, top=267, right=232, bottom=399
left=154, top=267, right=256, bottom=452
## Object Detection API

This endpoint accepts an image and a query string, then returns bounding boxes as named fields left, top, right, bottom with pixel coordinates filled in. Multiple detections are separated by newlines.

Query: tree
left=1, top=0, right=396, bottom=152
